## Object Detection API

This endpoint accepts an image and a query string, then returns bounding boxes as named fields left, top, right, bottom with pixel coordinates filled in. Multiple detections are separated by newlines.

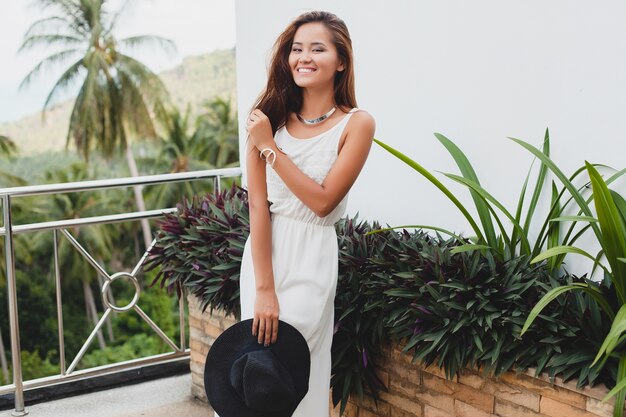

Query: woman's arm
left=245, top=139, right=279, bottom=346
left=248, top=110, right=375, bottom=217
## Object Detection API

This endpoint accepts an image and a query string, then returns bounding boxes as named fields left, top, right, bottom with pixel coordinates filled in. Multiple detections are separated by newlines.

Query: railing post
left=214, top=175, right=221, bottom=194
left=3, top=195, right=28, bottom=416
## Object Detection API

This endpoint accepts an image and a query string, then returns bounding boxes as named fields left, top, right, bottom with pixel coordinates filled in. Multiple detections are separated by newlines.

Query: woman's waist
left=269, top=211, right=339, bottom=228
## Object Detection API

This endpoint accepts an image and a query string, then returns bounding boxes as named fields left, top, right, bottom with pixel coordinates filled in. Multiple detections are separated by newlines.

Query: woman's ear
left=337, top=60, right=345, bottom=72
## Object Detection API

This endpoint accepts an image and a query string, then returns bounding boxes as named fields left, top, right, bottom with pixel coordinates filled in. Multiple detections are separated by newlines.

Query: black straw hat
left=204, top=318, right=311, bottom=417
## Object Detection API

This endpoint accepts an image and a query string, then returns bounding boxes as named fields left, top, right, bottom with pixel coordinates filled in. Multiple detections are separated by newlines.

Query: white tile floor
left=0, top=374, right=211, bottom=417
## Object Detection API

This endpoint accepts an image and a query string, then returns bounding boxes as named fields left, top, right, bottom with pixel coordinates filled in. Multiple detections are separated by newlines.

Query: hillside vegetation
left=0, top=48, right=237, bottom=155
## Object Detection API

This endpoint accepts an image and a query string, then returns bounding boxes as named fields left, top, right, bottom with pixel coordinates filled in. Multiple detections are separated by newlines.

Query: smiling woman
left=204, top=10, right=375, bottom=417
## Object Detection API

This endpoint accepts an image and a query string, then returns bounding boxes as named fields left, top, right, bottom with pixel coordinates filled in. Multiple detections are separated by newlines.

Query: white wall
left=235, top=0, right=626, bottom=272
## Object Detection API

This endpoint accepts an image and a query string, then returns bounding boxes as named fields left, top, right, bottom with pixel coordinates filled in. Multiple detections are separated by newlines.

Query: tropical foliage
left=19, top=0, right=175, bottom=159
left=374, top=133, right=626, bottom=416
left=373, top=131, right=624, bottom=271
left=145, top=185, right=620, bottom=415
left=522, top=162, right=626, bottom=416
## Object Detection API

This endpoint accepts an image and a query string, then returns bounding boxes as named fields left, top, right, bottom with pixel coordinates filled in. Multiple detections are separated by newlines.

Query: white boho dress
left=220, top=108, right=359, bottom=417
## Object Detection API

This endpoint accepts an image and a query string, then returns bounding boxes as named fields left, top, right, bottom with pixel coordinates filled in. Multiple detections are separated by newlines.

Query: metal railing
left=0, top=167, right=242, bottom=415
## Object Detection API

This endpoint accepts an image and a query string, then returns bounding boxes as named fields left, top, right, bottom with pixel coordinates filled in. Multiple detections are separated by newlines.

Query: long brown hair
left=251, top=11, right=357, bottom=135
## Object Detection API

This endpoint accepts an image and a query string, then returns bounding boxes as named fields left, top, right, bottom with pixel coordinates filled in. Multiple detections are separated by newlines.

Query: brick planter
left=188, top=294, right=238, bottom=404
left=188, top=295, right=618, bottom=417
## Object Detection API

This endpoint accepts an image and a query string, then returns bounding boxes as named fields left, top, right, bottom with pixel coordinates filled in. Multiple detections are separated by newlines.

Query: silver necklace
left=296, top=106, right=336, bottom=125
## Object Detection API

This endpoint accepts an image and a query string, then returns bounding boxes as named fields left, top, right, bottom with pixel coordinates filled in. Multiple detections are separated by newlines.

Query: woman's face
left=288, top=22, right=344, bottom=90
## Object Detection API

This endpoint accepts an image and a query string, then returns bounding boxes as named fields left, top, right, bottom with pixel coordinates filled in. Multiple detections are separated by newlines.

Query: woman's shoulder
left=346, top=108, right=375, bottom=136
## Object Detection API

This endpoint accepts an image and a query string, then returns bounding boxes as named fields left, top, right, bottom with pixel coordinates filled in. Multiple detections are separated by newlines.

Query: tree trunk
left=83, top=280, right=106, bottom=350
left=0, top=327, right=9, bottom=385
left=125, top=146, right=153, bottom=249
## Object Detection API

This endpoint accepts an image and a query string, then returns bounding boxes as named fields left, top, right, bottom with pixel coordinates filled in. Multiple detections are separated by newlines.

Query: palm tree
left=139, top=98, right=240, bottom=208
left=139, top=105, right=213, bottom=208
left=0, top=135, right=26, bottom=187
left=18, top=0, right=176, bottom=249
left=196, top=96, right=239, bottom=168
left=31, top=162, right=117, bottom=350
left=0, top=135, right=17, bottom=157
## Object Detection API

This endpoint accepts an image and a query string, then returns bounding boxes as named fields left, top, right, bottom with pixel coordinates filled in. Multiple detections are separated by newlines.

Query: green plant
left=522, top=162, right=626, bottom=416
left=373, top=131, right=623, bottom=271
left=146, top=183, right=620, bottom=416
left=332, top=216, right=391, bottom=414
left=145, top=185, right=249, bottom=318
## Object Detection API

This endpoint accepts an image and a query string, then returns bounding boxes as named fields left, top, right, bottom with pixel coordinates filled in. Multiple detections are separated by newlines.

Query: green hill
left=0, top=48, right=237, bottom=155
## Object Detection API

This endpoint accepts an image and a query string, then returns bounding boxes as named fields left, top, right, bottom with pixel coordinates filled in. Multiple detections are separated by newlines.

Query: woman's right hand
left=252, top=288, right=280, bottom=346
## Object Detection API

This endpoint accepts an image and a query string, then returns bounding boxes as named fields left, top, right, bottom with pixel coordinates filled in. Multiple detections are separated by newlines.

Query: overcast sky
left=0, top=0, right=236, bottom=124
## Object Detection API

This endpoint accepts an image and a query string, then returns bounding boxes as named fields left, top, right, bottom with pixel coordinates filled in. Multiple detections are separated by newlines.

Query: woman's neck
left=299, top=88, right=336, bottom=118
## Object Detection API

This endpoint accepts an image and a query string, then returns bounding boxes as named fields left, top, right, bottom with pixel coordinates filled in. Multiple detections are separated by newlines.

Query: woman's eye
left=291, top=48, right=324, bottom=52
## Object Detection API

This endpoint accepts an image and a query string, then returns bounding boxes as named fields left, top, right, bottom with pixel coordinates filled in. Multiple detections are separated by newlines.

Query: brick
left=378, top=391, right=423, bottom=416
left=378, top=369, right=390, bottom=389
left=585, top=397, right=613, bottom=417
left=384, top=348, right=423, bottom=380
left=353, top=392, right=390, bottom=415
left=414, top=389, right=455, bottom=414
left=391, top=378, right=421, bottom=399
left=190, top=347, right=207, bottom=365
left=360, top=409, right=383, bottom=417
left=453, top=382, right=495, bottom=413
left=423, top=405, right=454, bottom=417
left=422, top=363, right=457, bottom=382
left=525, top=368, right=611, bottom=403
left=189, top=360, right=204, bottom=376
left=388, top=408, right=419, bottom=417
left=422, top=373, right=455, bottom=395
left=388, top=346, right=457, bottom=382
left=189, top=326, right=212, bottom=345
left=191, top=383, right=207, bottom=402
left=483, top=380, right=540, bottom=412
left=500, top=371, right=587, bottom=409
left=420, top=369, right=494, bottom=413
left=204, top=322, right=225, bottom=339
left=454, top=400, right=497, bottom=417
left=389, top=345, right=436, bottom=378
left=540, top=397, right=599, bottom=417
left=190, top=371, right=204, bottom=390
left=457, top=372, right=487, bottom=390
left=188, top=315, right=203, bottom=330
left=189, top=338, right=209, bottom=356
left=494, top=399, right=550, bottom=417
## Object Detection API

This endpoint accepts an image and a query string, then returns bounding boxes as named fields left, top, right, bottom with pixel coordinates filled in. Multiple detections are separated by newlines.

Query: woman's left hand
left=246, top=109, right=274, bottom=150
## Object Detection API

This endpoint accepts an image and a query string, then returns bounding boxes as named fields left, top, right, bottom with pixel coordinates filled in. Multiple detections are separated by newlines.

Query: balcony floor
left=0, top=374, right=210, bottom=417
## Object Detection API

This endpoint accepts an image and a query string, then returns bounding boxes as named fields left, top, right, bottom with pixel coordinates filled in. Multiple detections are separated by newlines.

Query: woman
left=241, top=10, right=374, bottom=416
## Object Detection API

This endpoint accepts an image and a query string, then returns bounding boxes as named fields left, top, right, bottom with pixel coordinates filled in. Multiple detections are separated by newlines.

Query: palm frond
left=40, top=56, right=85, bottom=110
left=0, top=135, right=18, bottom=158
left=118, top=35, right=177, bottom=56
left=19, top=34, right=84, bottom=53
left=19, top=48, right=84, bottom=90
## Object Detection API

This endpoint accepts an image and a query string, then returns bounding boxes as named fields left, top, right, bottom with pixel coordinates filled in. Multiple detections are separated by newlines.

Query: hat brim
left=204, top=319, right=311, bottom=417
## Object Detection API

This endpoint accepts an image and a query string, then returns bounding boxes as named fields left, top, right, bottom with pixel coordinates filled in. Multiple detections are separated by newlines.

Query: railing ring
left=101, top=272, right=141, bottom=312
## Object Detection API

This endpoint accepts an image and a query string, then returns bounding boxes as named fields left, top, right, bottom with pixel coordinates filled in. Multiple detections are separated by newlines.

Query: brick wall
left=188, top=294, right=237, bottom=405
left=333, top=342, right=619, bottom=417
left=188, top=295, right=618, bottom=417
